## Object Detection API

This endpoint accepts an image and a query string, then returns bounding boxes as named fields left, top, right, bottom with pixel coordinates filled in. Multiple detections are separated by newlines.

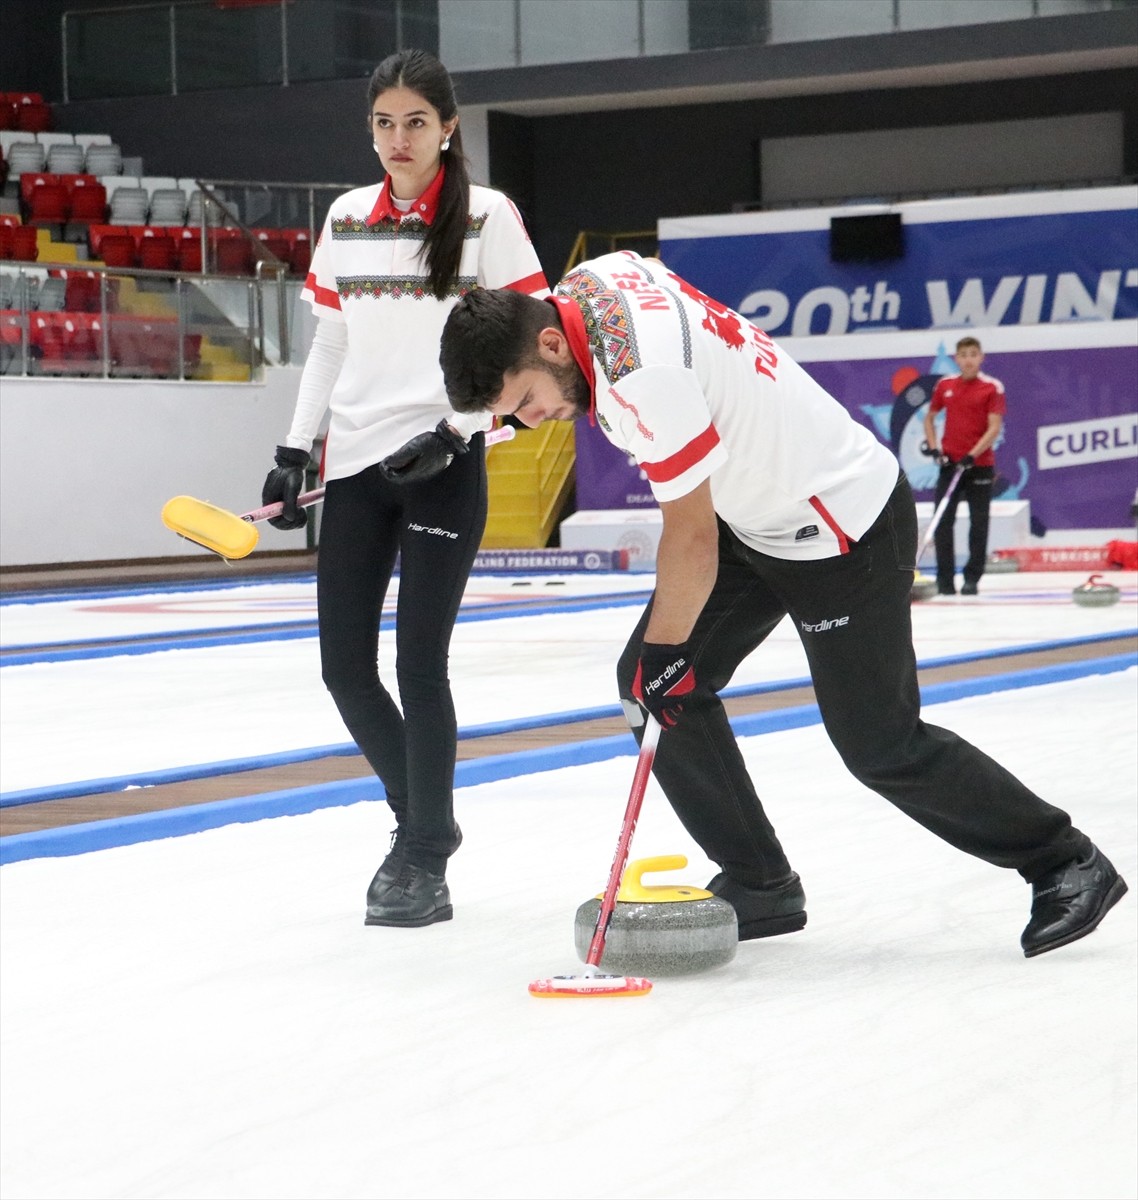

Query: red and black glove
left=633, top=642, right=697, bottom=728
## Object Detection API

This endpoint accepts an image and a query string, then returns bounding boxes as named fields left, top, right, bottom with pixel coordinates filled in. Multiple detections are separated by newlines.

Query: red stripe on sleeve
left=304, top=273, right=341, bottom=311
left=504, top=269, right=549, bottom=296
left=641, top=424, right=720, bottom=484
left=808, top=496, right=851, bottom=554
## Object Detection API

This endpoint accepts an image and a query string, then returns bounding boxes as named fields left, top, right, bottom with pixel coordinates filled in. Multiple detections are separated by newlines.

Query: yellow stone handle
left=612, top=855, right=714, bottom=903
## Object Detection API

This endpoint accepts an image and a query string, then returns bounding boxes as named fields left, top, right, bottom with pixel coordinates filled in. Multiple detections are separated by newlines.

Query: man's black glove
left=633, top=642, right=697, bottom=728
left=262, top=445, right=310, bottom=530
left=380, top=420, right=469, bottom=484
left=956, top=454, right=975, bottom=469
left=921, top=441, right=949, bottom=467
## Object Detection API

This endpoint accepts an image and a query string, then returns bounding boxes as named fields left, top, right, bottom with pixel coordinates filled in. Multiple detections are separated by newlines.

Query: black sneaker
left=1021, top=845, right=1128, bottom=958
left=937, top=585, right=956, bottom=596
left=706, top=872, right=807, bottom=940
left=365, top=863, right=453, bottom=928
left=961, top=582, right=978, bottom=595
left=365, top=822, right=462, bottom=908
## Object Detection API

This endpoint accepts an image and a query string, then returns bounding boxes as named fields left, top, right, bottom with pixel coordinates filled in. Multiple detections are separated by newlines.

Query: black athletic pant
left=934, top=463, right=994, bottom=591
left=616, top=474, right=1088, bottom=887
left=316, top=434, right=487, bottom=876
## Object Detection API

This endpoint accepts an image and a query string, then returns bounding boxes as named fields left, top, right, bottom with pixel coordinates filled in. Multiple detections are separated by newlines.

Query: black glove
left=262, top=445, right=310, bottom=530
left=633, top=642, right=697, bottom=728
left=921, top=441, right=950, bottom=467
left=380, top=420, right=469, bottom=484
left=956, top=454, right=975, bottom=469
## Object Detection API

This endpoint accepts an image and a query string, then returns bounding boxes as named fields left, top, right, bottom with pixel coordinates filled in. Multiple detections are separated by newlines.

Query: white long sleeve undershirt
left=285, top=317, right=347, bottom=453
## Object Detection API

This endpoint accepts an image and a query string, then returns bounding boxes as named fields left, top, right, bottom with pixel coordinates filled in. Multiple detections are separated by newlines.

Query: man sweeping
left=439, top=251, right=1127, bottom=959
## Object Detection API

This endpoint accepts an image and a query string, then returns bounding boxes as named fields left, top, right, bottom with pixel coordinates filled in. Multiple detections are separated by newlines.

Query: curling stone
left=911, top=572, right=939, bottom=601
left=985, top=552, right=1020, bottom=574
left=574, top=855, right=737, bottom=976
left=1072, top=574, right=1121, bottom=607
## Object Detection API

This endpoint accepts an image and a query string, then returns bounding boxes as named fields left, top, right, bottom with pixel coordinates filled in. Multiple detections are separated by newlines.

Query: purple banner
left=574, top=343, right=1138, bottom=532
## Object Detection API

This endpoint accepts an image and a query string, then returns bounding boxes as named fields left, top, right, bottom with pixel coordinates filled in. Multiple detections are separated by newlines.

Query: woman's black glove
left=380, top=420, right=469, bottom=484
left=262, top=445, right=310, bottom=530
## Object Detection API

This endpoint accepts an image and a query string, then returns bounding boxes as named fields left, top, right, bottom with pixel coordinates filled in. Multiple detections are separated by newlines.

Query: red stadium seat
left=15, top=102, right=52, bottom=134
left=0, top=224, right=13, bottom=260
left=64, top=176, right=107, bottom=228
left=288, top=230, right=311, bottom=276
left=10, top=225, right=38, bottom=261
left=20, top=171, right=59, bottom=209
left=26, top=182, right=70, bottom=229
left=63, top=271, right=102, bottom=313
left=29, top=311, right=68, bottom=372
left=99, top=233, right=137, bottom=268
left=138, top=234, right=177, bottom=271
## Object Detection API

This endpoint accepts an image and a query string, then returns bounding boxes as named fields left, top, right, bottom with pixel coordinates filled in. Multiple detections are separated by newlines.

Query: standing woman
left=261, top=49, right=547, bottom=928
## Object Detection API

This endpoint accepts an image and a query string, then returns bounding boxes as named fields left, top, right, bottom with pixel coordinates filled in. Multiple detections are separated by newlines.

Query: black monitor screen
left=829, top=213, right=904, bottom=262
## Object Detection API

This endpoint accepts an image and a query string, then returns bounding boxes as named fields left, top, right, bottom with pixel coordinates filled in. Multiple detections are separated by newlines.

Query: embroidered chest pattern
left=335, top=275, right=478, bottom=301
left=330, top=212, right=489, bottom=241
left=561, top=270, right=642, bottom=384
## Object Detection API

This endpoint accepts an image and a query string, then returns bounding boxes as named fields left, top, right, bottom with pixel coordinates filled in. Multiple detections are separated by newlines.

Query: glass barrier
left=63, top=0, right=1121, bottom=100
left=0, top=261, right=276, bottom=381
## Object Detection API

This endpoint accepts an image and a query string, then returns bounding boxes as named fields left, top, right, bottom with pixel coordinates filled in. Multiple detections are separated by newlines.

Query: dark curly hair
left=440, top=289, right=555, bottom=412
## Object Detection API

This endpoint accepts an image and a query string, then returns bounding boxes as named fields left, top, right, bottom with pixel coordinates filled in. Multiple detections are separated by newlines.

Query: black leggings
left=316, top=435, right=487, bottom=875
left=934, top=463, right=994, bottom=590
left=617, top=475, right=1088, bottom=887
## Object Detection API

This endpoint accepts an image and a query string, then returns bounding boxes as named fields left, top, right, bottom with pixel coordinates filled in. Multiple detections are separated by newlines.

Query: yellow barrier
left=482, top=422, right=576, bottom=549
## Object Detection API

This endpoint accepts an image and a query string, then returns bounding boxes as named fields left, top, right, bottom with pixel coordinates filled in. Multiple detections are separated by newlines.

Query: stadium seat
left=14, top=98, right=52, bottom=134
left=35, top=275, right=66, bottom=311
left=65, top=176, right=107, bottom=229
left=25, top=180, right=70, bottom=231
left=108, top=185, right=149, bottom=226
left=29, top=311, right=67, bottom=370
left=137, top=233, right=177, bottom=271
left=46, top=142, right=86, bottom=175
left=5, top=139, right=46, bottom=179
left=0, top=222, right=13, bottom=259
left=63, top=271, right=102, bottom=313
left=149, top=188, right=188, bottom=226
left=254, top=228, right=291, bottom=268
left=10, top=224, right=37, bottom=260
left=288, top=229, right=312, bottom=276
left=97, top=231, right=137, bottom=268
left=85, top=142, right=123, bottom=177
left=173, top=227, right=203, bottom=272
left=211, top=230, right=253, bottom=274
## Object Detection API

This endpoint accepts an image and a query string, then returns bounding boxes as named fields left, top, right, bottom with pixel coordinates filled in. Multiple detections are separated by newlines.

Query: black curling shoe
left=366, top=822, right=462, bottom=908
left=365, top=863, right=453, bottom=928
left=1021, top=845, right=1128, bottom=958
left=706, top=872, right=808, bottom=940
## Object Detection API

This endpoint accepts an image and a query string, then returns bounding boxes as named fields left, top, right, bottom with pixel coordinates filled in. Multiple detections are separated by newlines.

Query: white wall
left=0, top=367, right=306, bottom=567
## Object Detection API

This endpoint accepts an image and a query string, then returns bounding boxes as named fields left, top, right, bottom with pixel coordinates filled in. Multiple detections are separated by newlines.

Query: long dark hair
left=368, top=50, right=470, bottom=300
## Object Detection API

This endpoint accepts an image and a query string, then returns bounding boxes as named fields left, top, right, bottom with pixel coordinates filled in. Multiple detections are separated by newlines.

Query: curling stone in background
left=1072, top=574, right=1121, bottom=607
left=574, top=855, right=738, bottom=976
left=911, top=572, right=939, bottom=601
left=985, top=551, right=1020, bottom=574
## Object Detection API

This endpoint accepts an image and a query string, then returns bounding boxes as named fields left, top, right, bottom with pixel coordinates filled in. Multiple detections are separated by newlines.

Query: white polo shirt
left=553, top=252, right=900, bottom=559
left=296, top=170, right=547, bottom=482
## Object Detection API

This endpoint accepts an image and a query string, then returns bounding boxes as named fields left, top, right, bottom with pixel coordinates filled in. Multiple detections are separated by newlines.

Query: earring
left=441, top=138, right=451, bottom=152
left=373, top=142, right=380, bottom=152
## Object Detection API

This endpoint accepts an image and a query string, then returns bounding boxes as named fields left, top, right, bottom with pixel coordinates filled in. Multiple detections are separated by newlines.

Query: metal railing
left=0, top=258, right=294, bottom=381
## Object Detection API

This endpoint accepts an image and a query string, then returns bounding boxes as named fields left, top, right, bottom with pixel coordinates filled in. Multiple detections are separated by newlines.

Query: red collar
left=545, top=295, right=597, bottom=425
left=366, top=165, right=446, bottom=226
